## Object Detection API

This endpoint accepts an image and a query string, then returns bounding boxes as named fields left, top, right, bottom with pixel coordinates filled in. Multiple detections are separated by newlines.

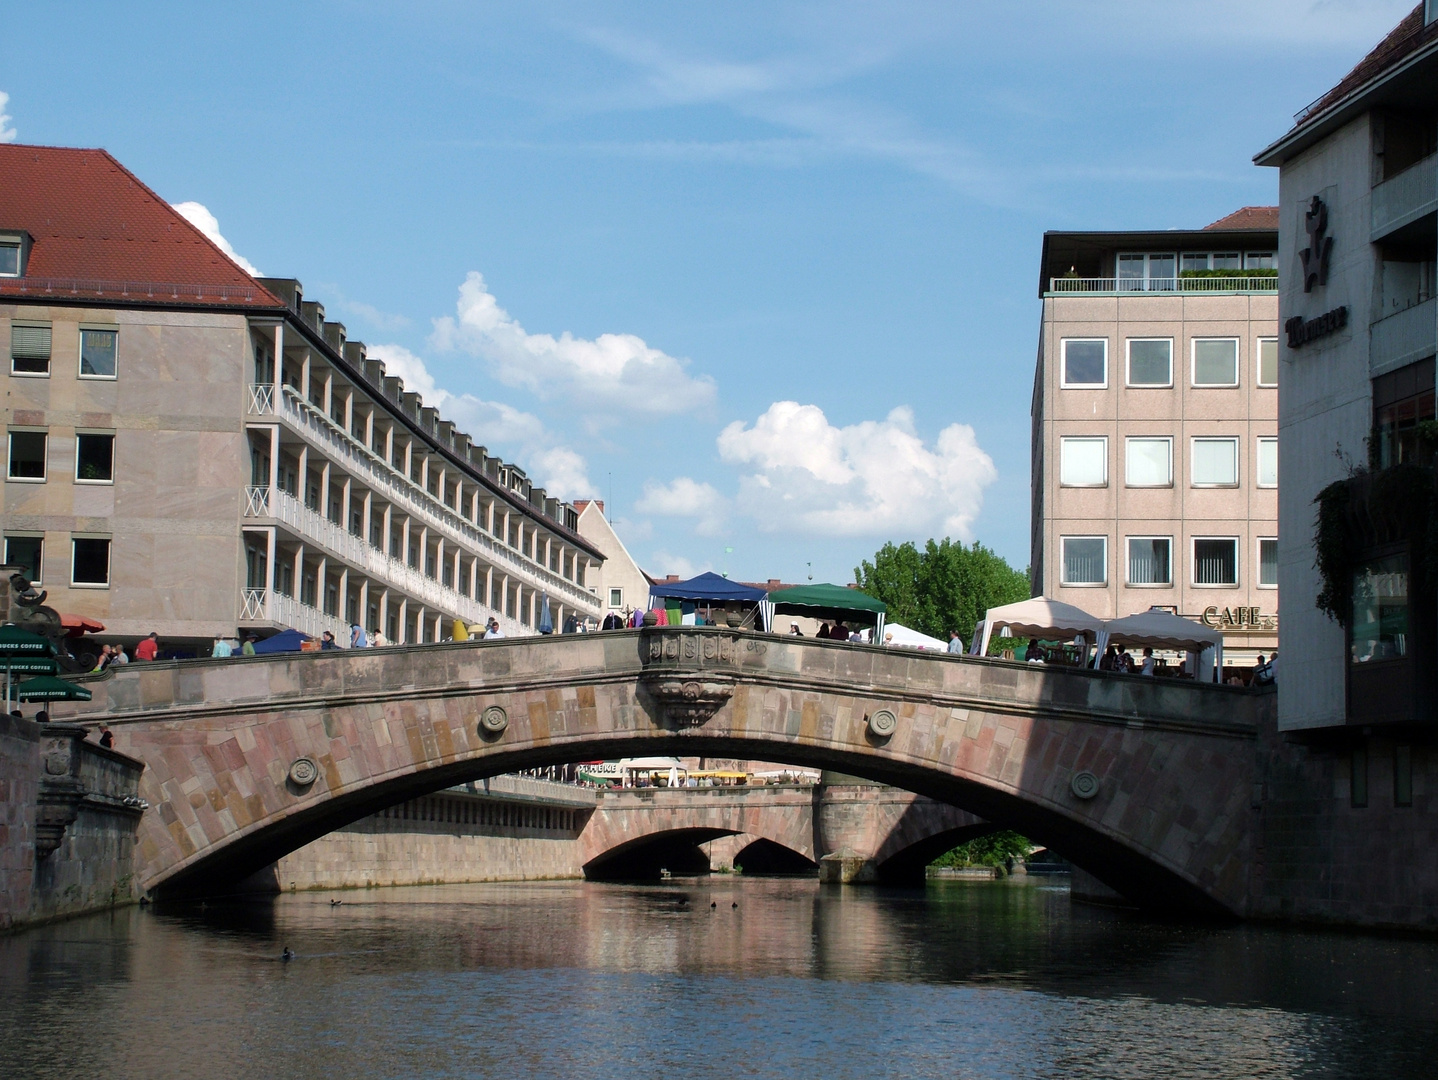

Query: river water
left=3, top=876, right=1437, bottom=1080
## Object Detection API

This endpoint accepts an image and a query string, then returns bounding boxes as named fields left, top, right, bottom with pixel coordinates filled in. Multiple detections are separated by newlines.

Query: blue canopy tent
left=646, top=572, right=770, bottom=630
left=252, top=628, right=311, bottom=654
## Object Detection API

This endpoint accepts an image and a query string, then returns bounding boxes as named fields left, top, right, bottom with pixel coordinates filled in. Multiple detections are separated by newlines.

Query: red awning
left=60, top=613, right=106, bottom=636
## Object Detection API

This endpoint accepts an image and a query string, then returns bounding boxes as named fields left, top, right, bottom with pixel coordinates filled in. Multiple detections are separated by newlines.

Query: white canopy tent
left=880, top=622, right=948, bottom=650
left=1100, top=608, right=1225, bottom=681
left=976, top=597, right=1107, bottom=659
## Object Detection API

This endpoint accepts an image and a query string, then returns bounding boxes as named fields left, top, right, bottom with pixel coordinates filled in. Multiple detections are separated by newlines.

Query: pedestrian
left=1253, top=652, right=1276, bottom=685
left=830, top=621, right=850, bottom=641
left=1139, top=646, right=1156, bottom=676
left=817, top=622, right=831, bottom=639
left=372, top=629, right=389, bottom=647
left=1099, top=645, right=1118, bottom=671
left=92, top=644, right=114, bottom=672
left=320, top=630, right=338, bottom=650
left=1117, top=647, right=1134, bottom=673
left=113, top=645, right=129, bottom=665
left=351, top=623, right=368, bottom=649
left=212, top=635, right=233, bottom=658
left=486, top=617, right=504, bottom=639
left=789, top=623, right=804, bottom=637
left=135, top=632, right=159, bottom=661
left=241, top=635, right=257, bottom=656
left=98, top=724, right=114, bottom=749
left=1024, top=638, right=1045, bottom=662
left=947, top=630, right=965, bottom=654
left=564, top=613, right=580, bottom=634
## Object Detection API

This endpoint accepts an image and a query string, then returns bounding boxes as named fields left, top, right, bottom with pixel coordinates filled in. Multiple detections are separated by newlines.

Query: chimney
left=767, top=579, right=781, bottom=588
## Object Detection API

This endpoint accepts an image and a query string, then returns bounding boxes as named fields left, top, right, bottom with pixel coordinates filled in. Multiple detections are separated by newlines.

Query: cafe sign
left=1200, top=606, right=1276, bottom=631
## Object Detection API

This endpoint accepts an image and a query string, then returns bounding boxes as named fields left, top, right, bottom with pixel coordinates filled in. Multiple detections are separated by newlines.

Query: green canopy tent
left=0, top=625, right=58, bottom=710
left=766, top=583, right=886, bottom=642
left=14, top=675, right=92, bottom=703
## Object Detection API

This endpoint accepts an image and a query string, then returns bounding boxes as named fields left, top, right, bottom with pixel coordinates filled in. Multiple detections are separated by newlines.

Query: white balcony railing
left=240, top=588, right=354, bottom=642
left=247, top=384, right=598, bottom=611
left=243, top=486, right=531, bottom=636
left=1047, top=276, right=1278, bottom=295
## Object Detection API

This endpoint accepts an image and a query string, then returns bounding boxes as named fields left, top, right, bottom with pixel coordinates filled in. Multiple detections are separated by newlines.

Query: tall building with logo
left=1, top=144, right=605, bottom=653
left=1031, top=211, right=1281, bottom=666
left=1255, top=3, right=1438, bottom=731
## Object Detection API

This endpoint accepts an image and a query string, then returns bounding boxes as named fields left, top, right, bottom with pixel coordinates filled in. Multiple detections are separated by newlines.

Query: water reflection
left=2, top=877, right=1436, bottom=1080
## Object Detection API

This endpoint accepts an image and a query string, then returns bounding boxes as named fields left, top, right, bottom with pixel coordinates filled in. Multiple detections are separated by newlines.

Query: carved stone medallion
left=479, top=705, right=509, bottom=736
left=1070, top=770, right=1100, bottom=800
left=288, top=757, right=319, bottom=787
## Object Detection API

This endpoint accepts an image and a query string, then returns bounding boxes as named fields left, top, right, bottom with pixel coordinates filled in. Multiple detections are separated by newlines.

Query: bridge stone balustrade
left=50, top=627, right=1272, bottom=914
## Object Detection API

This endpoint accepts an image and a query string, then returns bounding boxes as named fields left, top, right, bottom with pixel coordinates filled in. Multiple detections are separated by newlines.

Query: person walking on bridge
left=947, top=630, right=966, bottom=654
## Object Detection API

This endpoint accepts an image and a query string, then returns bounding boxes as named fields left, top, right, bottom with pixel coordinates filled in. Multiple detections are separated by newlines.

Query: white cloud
left=170, top=201, right=261, bottom=276
left=430, top=271, right=716, bottom=425
left=637, top=477, right=728, bottom=535
left=367, top=343, right=595, bottom=500
left=0, top=92, right=16, bottom=143
left=716, top=401, right=996, bottom=539
left=647, top=550, right=708, bottom=580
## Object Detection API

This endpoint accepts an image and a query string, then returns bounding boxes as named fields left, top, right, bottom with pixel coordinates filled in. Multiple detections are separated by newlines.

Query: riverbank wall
left=1, top=716, right=146, bottom=932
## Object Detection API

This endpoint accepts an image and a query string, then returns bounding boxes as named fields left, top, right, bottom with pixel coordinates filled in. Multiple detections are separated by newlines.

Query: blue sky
left=0, top=1, right=1413, bottom=584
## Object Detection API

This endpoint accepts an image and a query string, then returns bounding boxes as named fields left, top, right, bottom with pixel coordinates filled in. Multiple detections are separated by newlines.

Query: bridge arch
left=54, top=628, right=1270, bottom=913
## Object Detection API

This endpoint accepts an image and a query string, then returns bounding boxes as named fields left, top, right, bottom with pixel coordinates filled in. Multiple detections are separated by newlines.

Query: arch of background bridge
left=53, top=629, right=1266, bottom=912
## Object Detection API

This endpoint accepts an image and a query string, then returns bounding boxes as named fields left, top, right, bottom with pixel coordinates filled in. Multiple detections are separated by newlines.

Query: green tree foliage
left=930, top=830, right=1032, bottom=871
left=854, top=538, right=1030, bottom=643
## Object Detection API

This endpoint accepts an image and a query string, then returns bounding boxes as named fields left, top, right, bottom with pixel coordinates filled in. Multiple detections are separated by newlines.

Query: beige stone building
left=1031, top=211, right=1281, bottom=664
left=573, top=500, right=652, bottom=622
left=1, top=144, right=604, bottom=655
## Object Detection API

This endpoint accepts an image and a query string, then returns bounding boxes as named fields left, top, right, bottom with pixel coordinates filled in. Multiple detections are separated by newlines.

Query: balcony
left=247, top=384, right=599, bottom=611
left=1370, top=297, right=1437, bottom=377
left=242, top=486, right=532, bottom=634
left=1371, top=152, right=1437, bottom=242
left=240, top=588, right=352, bottom=642
left=1046, top=276, right=1278, bottom=296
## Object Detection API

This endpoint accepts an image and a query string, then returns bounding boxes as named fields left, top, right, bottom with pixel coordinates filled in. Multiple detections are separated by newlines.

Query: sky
left=0, top=1, right=1416, bottom=584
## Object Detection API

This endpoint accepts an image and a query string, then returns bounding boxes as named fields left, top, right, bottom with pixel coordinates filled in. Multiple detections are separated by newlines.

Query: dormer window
left=0, top=231, right=31, bottom=277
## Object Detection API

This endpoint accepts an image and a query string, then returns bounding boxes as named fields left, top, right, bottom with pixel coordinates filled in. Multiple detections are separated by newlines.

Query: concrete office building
left=1, top=144, right=604, bottom=652
left=1031, top=211, right=1281, bottom=665
left=1256, top=3, right=1438, bottom=731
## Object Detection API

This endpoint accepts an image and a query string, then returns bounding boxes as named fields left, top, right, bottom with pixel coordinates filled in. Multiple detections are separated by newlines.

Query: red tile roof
left=0, top=144, right=281, bottom=308
left=1204, top=206, right=1280, bottom=231
left=1294, top=5, right=1437, bottom=129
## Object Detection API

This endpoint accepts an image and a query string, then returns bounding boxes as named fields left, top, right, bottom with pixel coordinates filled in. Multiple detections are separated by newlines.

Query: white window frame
left=1125, top=535, right=1173, bottom=588
left=1060, top=535, right=1108, bottom=587
left=1060, top=339, right=1108, bottom=389
left=608, top=587, right=623, bottom=608
left=10, top=321, right=52, bottom=378
left=70, top=535, right=112, bottom=589
left=1125, top=338, right=1173, bottom=388
left=4, top=533, right=44, bottom=585
left=74, top=431, right=117, bottom=486
left=1124, top=436, right=1173, bottom=488
left=1256, top=437, right=1278, bottom=489
left=1191, top=437, right=1240, bottom=488
left=1059, top=436, right=1108, bottom=487
left=1256, top=337, right=1278, bottom=388
left=0, top=235, right=22, bottom=278
left=78, top=325, right=119, bottom=381
left=1191, top=535, right=1240, bottom=588
left=1257, top=536, right=1278, bottom=590
left=1191, top=337, right=1240, bottom=388
left=7, top=429, right=47, bottom=483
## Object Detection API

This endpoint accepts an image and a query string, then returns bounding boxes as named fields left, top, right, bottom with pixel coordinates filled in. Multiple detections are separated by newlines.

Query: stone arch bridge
left=53, top=627, right=1272, bottom=914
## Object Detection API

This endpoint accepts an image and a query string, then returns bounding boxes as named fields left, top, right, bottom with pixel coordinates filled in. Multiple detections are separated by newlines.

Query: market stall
left=1100, top=607, right=1225, bottom=681
left=975, top=597, right=1106, bottom=661
left=765, top=582, right=886, bottom=642
left=647, top=572, right=770, bottom=629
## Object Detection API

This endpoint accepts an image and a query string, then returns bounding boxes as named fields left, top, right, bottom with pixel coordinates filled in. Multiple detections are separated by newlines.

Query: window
left=75, top=433, right=115, bottom=483
left=1125, top=437, right=1172, bottom=487
left=0, top=240, right=20, bottom=276
left=1127, top=537, right=1172, bottom=586
left=1351, top=554, right=1407, bottom=663
left=1126, top=339, right=1172, bottom=386
left=1257, top=338, right=1278, bottom=387
left=1192, top=339, right=1238, bottom=386
left=1059, top=437, right=1107, bottom=486
left=1256, top=437, right=1277, bottom=488
left=1258, top=538, right=1278, bottom=588
left=10, top=323, right=51, bottom=376
left=1192, top=438, right=1239, bottom=486
left=79, top=328, right=117, bottom=378
left=1061, top=536, right=1107, bottom=586
left=1181, top=252, right=1240, bottom=271
left=4, top=535, right=42, bottom=584
left=1245, top=251, right=1276, bottom=270
left=1061, top=339, right=1107, bottom=387
left=609, top=588, right=623, bottom=608
left=1117, top=252, right=1176, bottom=291
left=71, top=537, right=111, bottom=587
left=7, top=430, right=46, bottom=481
left=1193, top=537, right=1238, bottom=587
left=1373, top=357, right=1435, bottom=468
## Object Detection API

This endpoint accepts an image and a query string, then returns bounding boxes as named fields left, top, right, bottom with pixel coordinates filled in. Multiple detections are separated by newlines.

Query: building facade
left=573, top=500, right=652, bottom=620
left=1, top=145, right=604, bottom=653
left=1031, top=213, right=1281, bottom=665
left=1256, top=2, right=1438, bottom=732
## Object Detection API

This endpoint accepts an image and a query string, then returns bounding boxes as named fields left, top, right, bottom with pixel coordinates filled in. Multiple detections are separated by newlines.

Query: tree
left=855, top=538, right=1029, bottom=644
left=930, top=830, right=1032, bottom=872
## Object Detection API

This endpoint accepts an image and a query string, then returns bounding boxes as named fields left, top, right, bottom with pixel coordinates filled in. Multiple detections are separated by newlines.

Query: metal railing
left=243, top=485, right=530, bottom=636
left=247, top=384, right=599, bottom=611
left=1371, top=152, right=1437, bottom=241
left=0, top=276, right=260, bottom=302
left=241, top=588, right=353, bottom=641
left=1047, top=276, right=1278, bottom=295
